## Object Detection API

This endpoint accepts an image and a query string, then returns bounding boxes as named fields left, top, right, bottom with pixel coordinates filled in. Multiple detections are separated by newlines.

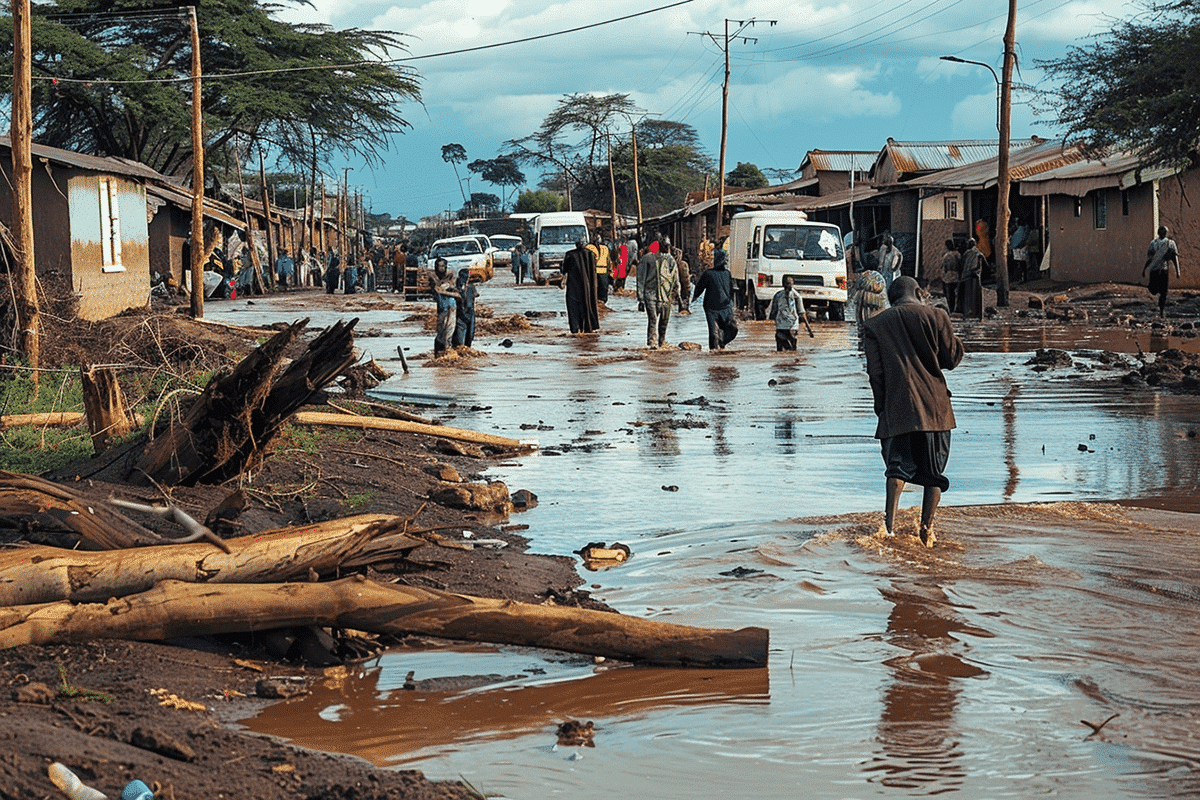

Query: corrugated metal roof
left=876, top=138, right=1044, bottom=177
left=1, top=135, right=166, bottom=182
left=802, top=150, right=875, bottom=173
left=1016, top=149, right=1181, bottom=196
left=145, top=182, right=246, bottom=229
left=906, top=139, right=1089, bottom=190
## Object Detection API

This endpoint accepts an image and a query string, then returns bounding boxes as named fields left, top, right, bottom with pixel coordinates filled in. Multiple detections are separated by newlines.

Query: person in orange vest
left=585, top=234, right=612, bottom=304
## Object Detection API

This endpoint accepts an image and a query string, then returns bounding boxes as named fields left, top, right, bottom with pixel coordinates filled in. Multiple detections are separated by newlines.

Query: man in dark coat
left=691, top=248, right=738, bottom=350
left=861, top=276, right=964, bottom=547
left=562, top=238, right=599, bottom=333
left=959, top=238, right=985, bottom=319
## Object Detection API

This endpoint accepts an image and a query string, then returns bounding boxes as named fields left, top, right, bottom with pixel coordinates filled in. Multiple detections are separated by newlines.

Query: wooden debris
left=0, top=412, right=85, bottom=431
left=0, top=576, right=770, bottom=668
left=293, top=411, right=531, bottom=451
left=80, top=365, right=138, bottom=454
left=133, top=318, right=359, bottom=486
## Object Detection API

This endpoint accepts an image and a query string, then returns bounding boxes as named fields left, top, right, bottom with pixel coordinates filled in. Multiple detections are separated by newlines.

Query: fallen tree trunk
left=133, top=318, right=359, bottom=485
left=0, top=412, right=85, bottom=431
left=293, top=411, right=531, bottom=451
left=0, top=576, right=768, bottom=668
left=0, top=513, right=423, bottom=606
left=0, top=470, right=162, bottom=550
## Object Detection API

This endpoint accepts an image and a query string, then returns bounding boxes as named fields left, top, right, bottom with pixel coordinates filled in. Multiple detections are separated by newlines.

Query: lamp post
left=941, top=52, right=1013, bottom=307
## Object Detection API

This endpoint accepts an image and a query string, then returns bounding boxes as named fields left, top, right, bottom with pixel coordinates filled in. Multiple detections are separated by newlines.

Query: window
left=1093, top=192, right=1107, bottom=230
left=1073, top=198, right=1083, bottom=217
left=98, top=178, right=125, bottom=272
left=944, top=196, right=959, bottom=219
left=1122, top=191, right=1130, bottom=216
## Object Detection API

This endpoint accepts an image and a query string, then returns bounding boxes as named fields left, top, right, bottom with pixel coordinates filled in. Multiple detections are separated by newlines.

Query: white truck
left=726, top=210, right=848, bottom=320
left=531, top=211, right=589, bottom=278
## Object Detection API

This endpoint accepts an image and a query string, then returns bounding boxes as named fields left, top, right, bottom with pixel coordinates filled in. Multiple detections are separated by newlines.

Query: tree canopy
left=1036, top=1, right=1200, bottom=167
left=504, top=94, right=714, bottom=216
left=515, top=189, right=569, bottom=214
left=468, top=155, right=525, bottom=210
left=726, top=162, right=769, bottom=189
left=0, top=0, right=421, bottom=182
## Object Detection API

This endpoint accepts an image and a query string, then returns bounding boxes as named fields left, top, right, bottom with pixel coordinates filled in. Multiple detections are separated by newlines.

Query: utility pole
left=11, top=0, right=39, bottom=384
left=188, top=5, right=205, bottom=318
left=631, top=122, right=643, bottom=227
left=995, top=0, right=1018, bottom=308
left=693, top=18, right=775, bottom=241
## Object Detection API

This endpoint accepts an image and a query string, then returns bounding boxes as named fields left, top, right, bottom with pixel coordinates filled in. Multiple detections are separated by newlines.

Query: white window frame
left=99, top=178, right=125, bottom=272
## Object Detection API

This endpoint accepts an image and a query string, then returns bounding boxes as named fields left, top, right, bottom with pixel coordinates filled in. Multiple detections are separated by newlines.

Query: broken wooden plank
left=0, top=576, right=768, bottom=668
left=293, top=411, right=532, bottom=451
left=133, top=318, right=359, bottom=485
left=0, top=513, right=421, bottom=605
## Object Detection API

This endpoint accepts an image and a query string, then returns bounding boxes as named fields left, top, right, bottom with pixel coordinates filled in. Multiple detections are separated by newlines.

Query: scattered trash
left=48, top=763, right=106, bottom=800
left=575, top=541, right=631, bottom=570
left=120, top=780, right=154, bottom=800
left=720, top=566, right=766, bottom=578
left=556, top=719, right=595, bottom=747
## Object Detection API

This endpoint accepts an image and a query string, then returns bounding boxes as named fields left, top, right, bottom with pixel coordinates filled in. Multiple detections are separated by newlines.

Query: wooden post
left=631, top=122, right=643, bottom=228
left=716, top=18, right=730, bottom=240
left=994, top=0, right=1018, bottom=308
left=11, top=0, right=40, bottom=384
left=258, top=150, right=277, bottom=279
left=233, top=143, right=266, bottom=293
left=188, top=5, right=205, bottom=319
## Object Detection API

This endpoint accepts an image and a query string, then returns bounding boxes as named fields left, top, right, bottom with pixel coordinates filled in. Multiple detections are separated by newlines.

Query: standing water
left=207, top=274, right=1200, bottom=799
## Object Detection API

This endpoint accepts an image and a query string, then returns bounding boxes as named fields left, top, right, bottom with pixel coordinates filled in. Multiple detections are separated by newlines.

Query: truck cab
left=531, top=211, right=589, bottom=278
left=726, top=210, right=848, bottom=320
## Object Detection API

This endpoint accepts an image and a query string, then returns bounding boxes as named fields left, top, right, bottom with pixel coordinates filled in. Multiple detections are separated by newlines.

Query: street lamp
left=940, top=55, right=999, bottom=132
left=940, top=53, right=1013, bottom=308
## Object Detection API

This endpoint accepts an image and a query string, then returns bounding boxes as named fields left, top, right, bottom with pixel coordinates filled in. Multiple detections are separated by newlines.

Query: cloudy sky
left=276, top=0, right=1136, bottom=223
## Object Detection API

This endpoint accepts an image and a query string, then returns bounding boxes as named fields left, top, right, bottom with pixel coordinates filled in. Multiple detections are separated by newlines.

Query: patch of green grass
left=278, top=423, right=321, bottom=455
left=0, top=369, right=94, bottom=474
left=56, top=660, right=114, bottom=703
left=345, top=491, right=377, bottom=510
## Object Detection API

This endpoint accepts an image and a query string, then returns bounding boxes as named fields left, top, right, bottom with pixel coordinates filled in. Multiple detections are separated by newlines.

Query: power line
left=31, top=0, right=695, bottom=85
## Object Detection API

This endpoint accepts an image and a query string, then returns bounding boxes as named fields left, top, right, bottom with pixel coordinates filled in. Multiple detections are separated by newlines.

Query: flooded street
left=206, top=276, right=1200, bottom=799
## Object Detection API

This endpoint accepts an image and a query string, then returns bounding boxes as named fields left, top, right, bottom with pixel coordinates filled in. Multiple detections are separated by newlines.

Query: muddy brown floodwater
left=206, top=276, right=1200, bottom=800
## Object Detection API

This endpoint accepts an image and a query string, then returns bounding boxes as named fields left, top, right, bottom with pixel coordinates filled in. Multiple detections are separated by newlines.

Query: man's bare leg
left=920, top=486, right=942, bottom=548
left=884, top=477, right=905, bottom=535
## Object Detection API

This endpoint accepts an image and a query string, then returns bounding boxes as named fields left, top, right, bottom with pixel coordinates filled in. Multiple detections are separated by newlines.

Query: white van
left=727, top=210, right=848, bottom=320
left=531, top=211, right=589, bottom=276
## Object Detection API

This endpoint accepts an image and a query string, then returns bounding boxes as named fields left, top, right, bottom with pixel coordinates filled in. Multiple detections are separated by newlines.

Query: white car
left=429, top=235, right=494, bottom=283
left=488, top=234, right=522, bottom=267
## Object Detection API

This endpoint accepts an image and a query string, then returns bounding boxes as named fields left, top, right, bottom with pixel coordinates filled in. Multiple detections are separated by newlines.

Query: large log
left=293, top=411, right=531, bottom=451
left=0, top=513, right=421, bottom=605
left=0, top=412, right=84, bottom=431
left=0, top=470, right=161, bottom=550
left=133, top=318, right=359, bottom=485
left=0, top=576, right=769, bottom=668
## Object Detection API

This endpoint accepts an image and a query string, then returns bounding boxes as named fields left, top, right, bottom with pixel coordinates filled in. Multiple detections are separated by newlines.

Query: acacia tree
left=1036, top=0, right=1200, bottom=167
left=468, top=155, right=524, bottom=210
left=441, top=143, right=468, bottom=203
left=0, top=0, right=421, bottom=180
left=609, top=121, right=714, bottom=218
left=505, top=93, right=639, bottom=210
left=726, top=162, right=769, bottom=189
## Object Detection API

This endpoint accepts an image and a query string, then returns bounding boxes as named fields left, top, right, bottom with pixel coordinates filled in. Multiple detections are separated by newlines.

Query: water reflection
left=866, top=583, right=990, bottom=794
left=249, top=650, right=770, bottom=767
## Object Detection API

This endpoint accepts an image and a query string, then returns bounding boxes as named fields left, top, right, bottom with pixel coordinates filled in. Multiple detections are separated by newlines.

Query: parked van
left=531, top=211, right=588, bottom=276
left=726, top=210, right=848, bottom=320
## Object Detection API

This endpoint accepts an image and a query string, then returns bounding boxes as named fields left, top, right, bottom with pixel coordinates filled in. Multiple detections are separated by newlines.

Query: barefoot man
left=861, top=276, right=964, bottom=546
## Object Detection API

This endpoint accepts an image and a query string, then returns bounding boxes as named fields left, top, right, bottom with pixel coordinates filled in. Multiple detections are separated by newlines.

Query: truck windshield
left=540, top=225, right=588, bottom=246
left=763, top=225, right=843, bottom=260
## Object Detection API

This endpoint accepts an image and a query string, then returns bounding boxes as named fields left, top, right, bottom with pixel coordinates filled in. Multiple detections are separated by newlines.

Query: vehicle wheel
left=829, top=302, right=846, bottom=322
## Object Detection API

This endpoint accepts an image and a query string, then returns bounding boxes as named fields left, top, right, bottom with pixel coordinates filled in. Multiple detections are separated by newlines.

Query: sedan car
left=488, top=234, right=523, bottom=267
left=428, top=235, right=494, bottom=283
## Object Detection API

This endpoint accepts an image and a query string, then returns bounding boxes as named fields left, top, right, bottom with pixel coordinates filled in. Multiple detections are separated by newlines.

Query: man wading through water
left=862, top=276, right=964, bottom=547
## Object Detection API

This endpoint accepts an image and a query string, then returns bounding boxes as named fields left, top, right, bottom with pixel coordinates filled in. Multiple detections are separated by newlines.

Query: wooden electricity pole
left=994, top=0, right=1018, bottom=308
left=693, top=18, right=775, bottom=241
left=11, top=0, right=39, bottom=384
left=188, top=5, right=206, bottom=318
left=631, top=122, right=643, bottom=228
